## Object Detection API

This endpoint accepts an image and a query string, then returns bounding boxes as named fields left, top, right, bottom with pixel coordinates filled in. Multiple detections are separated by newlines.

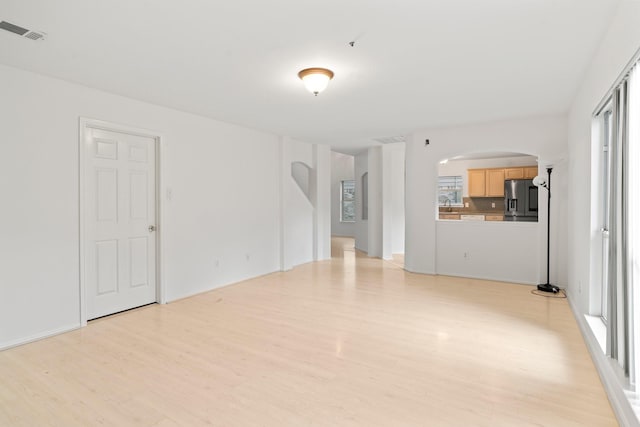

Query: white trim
left=401, top=266, right=436, bottom=275
left=0, top=324, right=81, bottom=351
left=585, top=314, right=608, bottom=353
left=567, top=294, right=640, bottom=427
left=437, top=273, right=536, bottom=286
left=78, top=118, right=166, bottom=326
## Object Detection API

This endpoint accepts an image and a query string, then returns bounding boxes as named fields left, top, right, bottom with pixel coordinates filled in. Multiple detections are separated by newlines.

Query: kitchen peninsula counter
left=438, top=210, right=506, bottom=221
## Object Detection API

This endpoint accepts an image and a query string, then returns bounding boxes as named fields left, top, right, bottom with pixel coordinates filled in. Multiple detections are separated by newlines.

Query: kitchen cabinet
left=505, top=166, right=538, bottom=180
left=485, top=215, right=504, bottom=221
left=468, top=166, right=536, bottom=198
left=486, top=169, right=505, bottom=196
left=468, top=169, right=487, bottom=197
left=469, top=168, right=504, bottom=197
left=524, top=166, right=538, bottom=179
left=504, top=168, right=525, bottom=179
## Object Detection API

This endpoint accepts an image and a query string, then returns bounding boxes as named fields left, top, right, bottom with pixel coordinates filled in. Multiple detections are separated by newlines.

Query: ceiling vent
left=0, top=20, right=46, bottom=41
left=373, top=135, right=406, bottom=145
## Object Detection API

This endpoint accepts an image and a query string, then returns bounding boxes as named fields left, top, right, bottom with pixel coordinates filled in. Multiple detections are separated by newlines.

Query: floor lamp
left=533, top=167, right=560, bottom=293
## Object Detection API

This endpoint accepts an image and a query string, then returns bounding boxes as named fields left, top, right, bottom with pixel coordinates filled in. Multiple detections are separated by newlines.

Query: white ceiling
left=0, top=0, right=620, bottom=154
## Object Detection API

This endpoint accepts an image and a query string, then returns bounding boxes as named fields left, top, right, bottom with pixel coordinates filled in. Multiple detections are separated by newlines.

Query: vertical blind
left=628, top=64, right=640, bottom=385
left=605, top=62, right=640, bottom=384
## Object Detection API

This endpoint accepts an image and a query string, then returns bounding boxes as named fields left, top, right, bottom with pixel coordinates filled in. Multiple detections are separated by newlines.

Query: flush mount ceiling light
left=298, top=67, right=334, bottom=96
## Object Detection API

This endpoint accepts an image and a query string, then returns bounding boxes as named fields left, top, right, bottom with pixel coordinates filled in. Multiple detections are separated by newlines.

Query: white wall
left=405, top=115, right=568, bottom=285
left=437, top=221, right=539, bottom=284
left=312, top=144, right=332, bottom=262
left=281, top=138, right=314, bottom=269
left=354, top=144, right=405, bottom=258
left=390, top=144, right=406, bottom=254
left=0, top=64, right=329, bottom=349
left=330, top=152, right=355, bottom=237
left=567, top=1, right=640, bottom=313
left=354, top=151, right=369, bottom=252
left=368, top=147, right=384, bottom=258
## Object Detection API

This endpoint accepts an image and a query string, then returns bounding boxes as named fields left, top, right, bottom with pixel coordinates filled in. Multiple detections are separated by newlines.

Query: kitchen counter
left=439, top=210, right=504, bottom=215
left=438, top=213, right=539, bottom=222
left=438, top=211, right=505, bottom=221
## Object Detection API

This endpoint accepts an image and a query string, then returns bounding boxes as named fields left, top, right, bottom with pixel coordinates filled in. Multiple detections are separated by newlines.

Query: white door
left=84, top=127, right=157, bottom=320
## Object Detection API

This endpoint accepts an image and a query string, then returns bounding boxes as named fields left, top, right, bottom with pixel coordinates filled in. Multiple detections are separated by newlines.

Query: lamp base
left=537, top=283, right=560, bottom=294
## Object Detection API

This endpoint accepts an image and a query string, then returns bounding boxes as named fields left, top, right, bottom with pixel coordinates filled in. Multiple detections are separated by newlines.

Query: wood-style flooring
left=0, top=237, right=617, bottom=426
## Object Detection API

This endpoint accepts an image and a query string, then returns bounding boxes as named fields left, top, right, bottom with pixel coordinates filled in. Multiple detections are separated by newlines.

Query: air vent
left=24, top=31, right=45, bottom=41
left=373, top=135, right=406, bottom=144
left=0, top=20, right=46, bottom=41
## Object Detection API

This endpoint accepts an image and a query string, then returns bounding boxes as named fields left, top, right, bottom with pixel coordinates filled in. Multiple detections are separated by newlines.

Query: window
left=592, top=57, right=640, bottom=385
left=340, top=180, right=355, bottom=222
left=438, top=176, right=463, bottom=206
left=599, top=105, right=612, bottom=323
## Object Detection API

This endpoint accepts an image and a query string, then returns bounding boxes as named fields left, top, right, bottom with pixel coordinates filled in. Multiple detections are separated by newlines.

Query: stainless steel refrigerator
left=504, top=179, right=538, bottom=222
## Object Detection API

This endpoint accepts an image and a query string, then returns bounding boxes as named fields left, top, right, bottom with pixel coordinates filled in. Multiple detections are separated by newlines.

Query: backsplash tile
left=439, top=197, right=504, bottom=214
left=464, top=197, right=503, bottom=213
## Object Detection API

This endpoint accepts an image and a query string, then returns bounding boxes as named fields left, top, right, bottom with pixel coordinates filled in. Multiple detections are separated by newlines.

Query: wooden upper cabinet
left=504, top=168, right=524, bottom=179
left=467, top=165, right=537, bottom=198
left=468, top=168, right=504, bottom=197
left=486, top=169, right=505, bottom=197
left=468, top=169, right=486, bottom=197
left=524, top=166, right=538, bottom=179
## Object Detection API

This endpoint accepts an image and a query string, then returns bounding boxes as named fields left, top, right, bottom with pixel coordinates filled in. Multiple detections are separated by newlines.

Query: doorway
left=80, top=119, right=161, bottom=322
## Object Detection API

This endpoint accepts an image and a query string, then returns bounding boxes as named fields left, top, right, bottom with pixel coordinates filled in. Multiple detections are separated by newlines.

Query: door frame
left=78, top=117, right=166, bottom=326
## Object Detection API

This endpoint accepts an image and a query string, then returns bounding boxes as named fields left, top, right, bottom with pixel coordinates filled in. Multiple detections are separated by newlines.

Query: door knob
left=148, top=225, right=156, bottom=232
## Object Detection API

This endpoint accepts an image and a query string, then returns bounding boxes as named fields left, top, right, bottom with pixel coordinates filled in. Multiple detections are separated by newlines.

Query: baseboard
left=434, top=271, right=536, bottom=286
left=0, top=323, right=81, bottom=351
left=566, top=294, right=640, bottom=427
left=403, top=266, right=436, bottom=275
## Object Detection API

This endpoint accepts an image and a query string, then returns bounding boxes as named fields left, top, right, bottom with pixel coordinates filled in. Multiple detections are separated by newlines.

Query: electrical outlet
left=245, top=253, right=250, bottom=262
left=465, top=202, right=469, bottom=208
left=463, top=252, right=469, bottom=259
left=491, top=202, right=495, bottom=208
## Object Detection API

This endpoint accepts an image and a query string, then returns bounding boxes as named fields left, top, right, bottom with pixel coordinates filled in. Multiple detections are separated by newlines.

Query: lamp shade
left=532, top=175, right=545, bottom=187
left=298, top=68, right=334, bottom=96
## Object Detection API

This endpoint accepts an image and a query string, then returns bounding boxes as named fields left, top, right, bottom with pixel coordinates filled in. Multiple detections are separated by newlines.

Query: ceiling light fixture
left=298, top=67, right=334, bottom=96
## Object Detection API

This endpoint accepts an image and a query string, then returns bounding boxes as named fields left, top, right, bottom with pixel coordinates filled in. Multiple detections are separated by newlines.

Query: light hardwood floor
left=0, top=237, right=617, bottom=426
